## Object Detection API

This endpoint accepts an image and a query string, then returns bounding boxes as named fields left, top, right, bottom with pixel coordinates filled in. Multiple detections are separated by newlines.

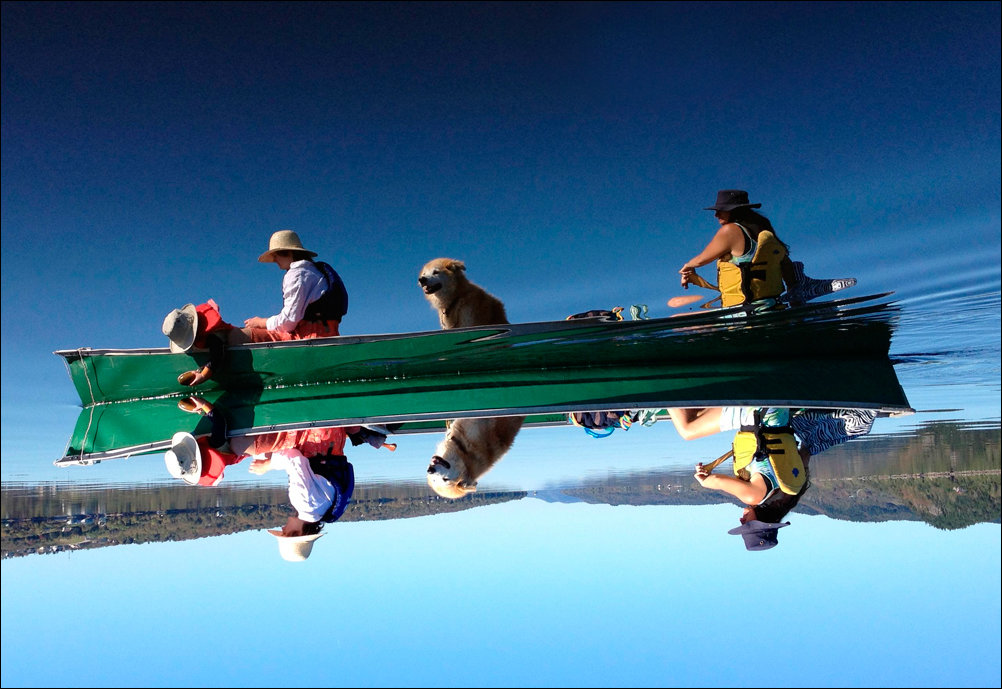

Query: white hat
left=258, top=230, right=317, bottom=263
left=267, top=529, right=323, bottom=561
left=162, top=304, right=198, bottom=353
left=164, top=432, right=201, bottom=485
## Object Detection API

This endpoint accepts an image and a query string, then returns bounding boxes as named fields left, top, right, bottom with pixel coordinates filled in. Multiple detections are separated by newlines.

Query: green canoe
left=54, top=294, right=912, bottom=466
left=57, top=293, right=900, bottom=406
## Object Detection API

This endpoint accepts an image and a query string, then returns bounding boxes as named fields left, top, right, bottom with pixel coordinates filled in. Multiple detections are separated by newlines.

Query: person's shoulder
left=286, top=260, right=323, bottom=282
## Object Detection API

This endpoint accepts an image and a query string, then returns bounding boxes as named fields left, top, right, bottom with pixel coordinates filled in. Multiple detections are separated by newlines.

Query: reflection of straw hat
left=162, top=304, right=198, bottom=353
left=258, top=230, right=317, bottom=263
left=267, top=530, right=323, bottom=561
left=164, top=432, right=201, bottom=485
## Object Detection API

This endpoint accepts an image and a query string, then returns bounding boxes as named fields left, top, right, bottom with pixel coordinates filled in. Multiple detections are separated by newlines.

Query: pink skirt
left=249, top=426, right=348, bottom=458
left=248, top=319, right=340, bottom=342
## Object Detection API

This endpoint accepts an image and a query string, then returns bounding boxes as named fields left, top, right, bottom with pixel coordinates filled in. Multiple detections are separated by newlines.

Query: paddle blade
left=668, top=295, right=704, bottom=308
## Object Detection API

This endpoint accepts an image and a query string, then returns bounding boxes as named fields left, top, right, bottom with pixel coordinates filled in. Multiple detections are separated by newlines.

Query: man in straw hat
left=232, top=230, right=348, bottom=344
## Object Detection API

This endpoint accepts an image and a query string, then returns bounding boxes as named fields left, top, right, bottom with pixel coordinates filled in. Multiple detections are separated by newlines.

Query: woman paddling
left=675, top=189, right=794, bottom=311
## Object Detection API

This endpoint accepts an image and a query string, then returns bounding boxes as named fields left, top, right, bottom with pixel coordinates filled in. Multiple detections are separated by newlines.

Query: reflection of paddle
left=696, top=449, right=734, bottom=476
left=667, top=294, right=704, bottom=308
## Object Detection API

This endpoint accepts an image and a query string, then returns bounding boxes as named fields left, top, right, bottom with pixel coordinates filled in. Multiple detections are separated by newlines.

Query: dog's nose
left=418, top=276, right=428, bottom=286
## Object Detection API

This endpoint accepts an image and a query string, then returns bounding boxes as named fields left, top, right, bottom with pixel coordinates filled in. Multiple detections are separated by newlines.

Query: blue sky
left=2, top=2, right=999, bottom=364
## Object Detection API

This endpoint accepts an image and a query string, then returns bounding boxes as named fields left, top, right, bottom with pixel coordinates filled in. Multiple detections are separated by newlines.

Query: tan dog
left=418, top=259, right=519, bottom=497
left=426, top=416, right=525, bottom=499
left=418, top=258, right=508, bottom=329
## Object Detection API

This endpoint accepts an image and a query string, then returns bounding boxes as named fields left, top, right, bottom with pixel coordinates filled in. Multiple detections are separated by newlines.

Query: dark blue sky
left=2, top=2, right=1000, bottom=379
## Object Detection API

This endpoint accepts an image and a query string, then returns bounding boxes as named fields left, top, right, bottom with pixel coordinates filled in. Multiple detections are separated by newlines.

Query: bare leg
left=228, top=327, right=253, bottom=345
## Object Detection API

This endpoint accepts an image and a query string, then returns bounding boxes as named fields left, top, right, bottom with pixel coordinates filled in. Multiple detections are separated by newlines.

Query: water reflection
left=5, top=418, right=998, bottom=560
left=163, top=395, right=367, bottom=561
left=666, top=406, right=893, bottom=549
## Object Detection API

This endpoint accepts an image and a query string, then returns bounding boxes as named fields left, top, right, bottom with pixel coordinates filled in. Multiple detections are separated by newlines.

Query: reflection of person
left=163, top=397, right=360, bottom=561
left=235, top=230, right=348, bottom=343
left=251, top=446, right=355, bottom=562
left=669, top=406, right=881, bottom=550
left=678, top=190, right=793, bottom=310
left=162, top=300, right=236, bottom=387
left=668, top=406, right=809, bottom=551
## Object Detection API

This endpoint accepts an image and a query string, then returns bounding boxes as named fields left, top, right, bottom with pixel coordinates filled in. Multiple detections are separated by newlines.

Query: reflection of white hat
left=267, top=529, right=323, bottom=561
left=162, top=304, right=198, bottom=353
left=164, top=432, right=201, bottom=485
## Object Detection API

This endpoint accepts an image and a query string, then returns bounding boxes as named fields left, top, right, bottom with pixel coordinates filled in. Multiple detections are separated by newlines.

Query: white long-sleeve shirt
left=265, top=448, right=335, bottom=522
left=265, top=260, right=328, bottom=333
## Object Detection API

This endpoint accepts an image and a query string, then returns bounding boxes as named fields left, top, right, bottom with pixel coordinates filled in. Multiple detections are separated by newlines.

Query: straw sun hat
left=258, top=230, right=317, bottom=263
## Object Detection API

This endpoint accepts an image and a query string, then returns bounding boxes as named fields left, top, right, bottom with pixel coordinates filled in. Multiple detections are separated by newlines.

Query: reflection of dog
left=427, top=416, right=525, bottom=499
left=418, top=258, right=508, bottom=329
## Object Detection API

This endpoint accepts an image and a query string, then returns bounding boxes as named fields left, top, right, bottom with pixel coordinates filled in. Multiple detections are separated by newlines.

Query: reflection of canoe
left=54, top=295, right=912, bottom=466
left=58, top=293, right=897, bottom=406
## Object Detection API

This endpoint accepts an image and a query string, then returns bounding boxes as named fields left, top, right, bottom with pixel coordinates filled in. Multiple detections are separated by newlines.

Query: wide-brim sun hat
left=258, top=230, right=318, bottom=263
left=728, top=519, right=790, bottom=551
left=704, top=189, right=762, bottom=212
left=162, top=303, right=198, bottom=353
left=164, top=432, right=202, bottom=485
left=267, top=529, right=323, bottom=561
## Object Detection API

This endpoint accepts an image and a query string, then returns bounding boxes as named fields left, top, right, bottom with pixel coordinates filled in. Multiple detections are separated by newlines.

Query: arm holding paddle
left=679, top=223, right=743, bottom=287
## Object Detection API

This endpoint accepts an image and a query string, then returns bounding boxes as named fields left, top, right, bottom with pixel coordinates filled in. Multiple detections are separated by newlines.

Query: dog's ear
left=457, top=479, right=478, bottom=493
left=448, top=260, right=466, bottom=273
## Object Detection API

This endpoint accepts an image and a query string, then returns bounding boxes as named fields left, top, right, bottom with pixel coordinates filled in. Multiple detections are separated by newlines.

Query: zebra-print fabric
left=792, top=409, right=877, bottom=457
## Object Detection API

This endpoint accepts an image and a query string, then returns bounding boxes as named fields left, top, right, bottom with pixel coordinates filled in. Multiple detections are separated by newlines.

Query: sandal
left=178, top=396, right=214, bottom=416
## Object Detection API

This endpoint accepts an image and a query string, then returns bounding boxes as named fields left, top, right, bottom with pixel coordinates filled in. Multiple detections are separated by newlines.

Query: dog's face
left=426, top=439, right=476, bottom=499
left=418, top=258, right=466, bottom=300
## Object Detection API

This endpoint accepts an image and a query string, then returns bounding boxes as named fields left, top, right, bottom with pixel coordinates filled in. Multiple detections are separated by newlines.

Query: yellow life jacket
left=716, top=228, right=788, bottom=307
left=732, top=412, right=805, bottom=496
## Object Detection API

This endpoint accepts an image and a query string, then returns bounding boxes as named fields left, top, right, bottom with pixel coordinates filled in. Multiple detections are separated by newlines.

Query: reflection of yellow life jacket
left=717, top=229, right=788, bottom=307
left=732, top=416, right=805, bottom=496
